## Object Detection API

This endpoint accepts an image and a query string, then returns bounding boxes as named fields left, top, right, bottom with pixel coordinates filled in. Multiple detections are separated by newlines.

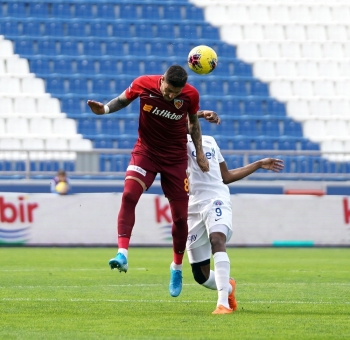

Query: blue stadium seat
left=150, top=41, right=169, bottom=56
left=119, top=4, right=138, bottom=19
left=201, top=25, right=220, bottom=40
left=163, top=6, right=182, bottom=20
left=94, top=138, right=114, bottom=148
left=185, top=5, right=204, bottom=20
left=238, top=119, right=258, bottom=136
left=227, top=80, right=247, bottom=96
left=157, top=24, right=175, bottom=40
left=171, top=41, right=192, bottom=57
left=123, top=118, right=139, bottom=135
left=128, top=41, right=148, bottom=56
left=206, top=81, right=224, bottom=96
left=105, top=41, right=124, bottom=55
left=216, top=43, right=236, bottom=58
left=179, top=24, right=199, bottom=39
left=283, top=119, right=303, bottom=137
left=46, top=78, right=65, bottom=94
left=233, top=137, right=250, bottom=150
left=75, top=4, right=94, bottom=19
left=60, top=40, right=79, bottom=55
left=222, top=100, right=241, bottom=115
left=52, top=4, right=72, bottom=18
left=112, top=23, right=132, bottom=38
left=63, top=161, right=75, bottom=172
left=67, top=22, right=87, bottom=37
left=30, top=58, right=51, bottom=75
left=69, top=78, right=88, bottom=94
left=92, top=78, right=112, bottom=95
left=244, top=100, right=263, bottom=116
left=141, top=5, right=161, bottom=20
left=225, top=155, right=244, bottom=169
left=90, top=22, right=109, bottom=37
left=214, top=62, right=231, bottom=76
left=7, top=3, right=27, bottom=17
left=15, top=39, right=35, bottom=55
left=213, top=136, right=232, bottom=149
left=233, top=60, right=252, bottom=77
left=250, top=80, right=269, bottom=96
left=117, top=135, right=137, bottom=149
left=29, top=3, right=49, bottom=18
left=267, top=99, right=286, bottom=116
left=278, top=137, right=297, bottom=150
left=53, top=59, right=73, bottom=74
left=39, top=161, right=60, bottom=172
left=99, top=59, right=118, bottom=74
left=261, top=120, right=280, bottom=137
left=76, top=59, right=94, bottom=74
left=61, top=97, right=82, bottom=114
left=0, top=21, right=20, bottom=35
left=144, top=60, right=162, bottom=74
left=38, top=39, right=57, bottom=55
left=79, top=118, right=98, bottom=135
left=121, top=60, right=140, bottom=76
left=114, top=78, right=133, bottom=94
left=44, top=22, right=64, bottom=36
left=101, top=118, right=121, bottom=135
left=110, top=155, right=128, bottom=172
left=83, top=41, right=102, bottom=56
left=216, top=118, right=235, bottom=135
left=255, top=137, right=275, bottom=150
left=134, top=23, right=155, bottom=39
left=301, top=139, right=320, bottom=150
left=22, top=22, right=41, bottom=36
left=97, top=4, right=116, bottom=20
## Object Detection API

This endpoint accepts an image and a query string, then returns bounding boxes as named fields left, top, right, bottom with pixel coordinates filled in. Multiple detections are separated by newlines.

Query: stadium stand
left=0, top=0, right=349, bottom=178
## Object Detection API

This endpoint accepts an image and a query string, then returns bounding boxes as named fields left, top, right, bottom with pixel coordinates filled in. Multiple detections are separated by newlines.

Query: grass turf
left=0, top=247, right=349, bottom=340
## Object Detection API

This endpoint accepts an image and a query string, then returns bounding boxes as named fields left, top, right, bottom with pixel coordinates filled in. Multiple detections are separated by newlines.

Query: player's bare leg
left=109, top=177, right=145, bottom=273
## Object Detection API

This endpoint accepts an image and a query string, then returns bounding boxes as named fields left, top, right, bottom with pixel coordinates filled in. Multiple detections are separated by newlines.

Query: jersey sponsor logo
left=151, top=106, right=184, bottom=120
left=213, top=200, right=224, bottom=206
left=187, top=234, right=197, bottom=244
left=143, top=104, right=153, bottom=112
left=174, top=99, right=183, bottom=109
left=191, top=150, right=214, bottom=160
left=127, top=165, right=147, bottom=176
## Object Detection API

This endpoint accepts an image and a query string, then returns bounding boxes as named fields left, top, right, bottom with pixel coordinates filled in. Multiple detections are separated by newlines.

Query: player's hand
left=196, top=154, right=210, bottom=172
left=260, top=158, right=284, bottom=172
left=87, top=100, right=105, bottom=115
left=202, top=110, right=220, bottom=124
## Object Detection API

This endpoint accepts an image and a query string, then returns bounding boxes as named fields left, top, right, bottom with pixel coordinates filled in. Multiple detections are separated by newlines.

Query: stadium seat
left=105, top=41, right=124, bottom=56
left=238, top=119, right=258, bottom=136
left=60, top=40, right=80, bottom=56
left=92, top=78, right=112, bottom=95
left=75, top=4, right=94, bottom=19
left=83, top=41, right=102, bottom=56
left=67, top=22, right=87, bottom=37
left=128, top=42, right=148, bottom=56
left=29, top=117, right=53, bottom=137
left=37, top=97, right=61, bottom=115
left=30, top=58, right=51, bottom=75
left=22, top=77, right=45, bottom=95
left=233, top=60, right=252, bottom=77
left=144, top=60, right=162, bottom=74
left=37, top=39, right=57, bottom=55
left=78, top=118, right=97, bottom=136
left=0, top=21, right=19, bottom=36
left=6, top=117, right=30, bottom=137
left=267, top=100, right=286, bottom=117
left=171, top=41, right=192, bottom=57
left=179, top=24, right=199, bottom=40
left=69, top=138, right=92, bottom=151
left=141, top=5, right=161, bottom=20
left=90, top=22, right=109, bottom=37
left=222, top=100, right=241, bottom=115
left=101, top=118, right=121, bottom=135
left=52, top=4, right=72, bottom=19
left=227, top=80, right=247, bottom=96
left=98, top=60, right=118, bottom=74
left=283, top=119, right=303, bottom=137
left=52, top=59, right=73, bottom=75
left=232, top=137, right=250, bottom=150
left=29, top=3, right=49, bottom=18
left=116, top=135, right=137, bottom=149
left=112, top=23, right=132, bottom=38
left=244, top=100, right=263, bottom=116
left=186, top=5, right=204, bottom=20
left=123, top=118, right=138, bottom=135
left=0, top=97, right=13, bottom=114
left=0, top=77, right=21, bottom=94
left=261, top=120, right=280, bottom=137
left=120, top=60, right=140, bottom=76
left=13, top=97, right=37, bottom=114
left=206, top=81, right=224, bottom=96
left=7, top=3, right=27, bottom=17
left=61, top=97, right=82, bottom=114
left=156, top=24, right=176, bottom=39
left=7, top=57, right=30, bottom=75
left=277, top=137, right=297, bottom=150
left=225, top=155, right=244, bottom=169
left=250, top=80, right=269, bottom=96
left=97, top=4, right=116, bottom=20
left=76, top=59, right=96, bottom=74
left=46, top=78, right=65, bottom=94
left=14, top=39, right=35, bottom=55
left=94, top=138, right=113, bottom=148
left=68, top=78, right=88, bottom=94
left=119, top=4, right=138, bottom=19
left=22, top=22, right=41, bottom=36
left=255, top=137, right=275, bottom=150
left=44, top=22, right=64, bottom=37
left=163, top=6, right=182, bottom=20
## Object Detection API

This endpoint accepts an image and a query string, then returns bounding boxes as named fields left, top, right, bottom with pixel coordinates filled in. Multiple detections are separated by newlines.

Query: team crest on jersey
left=174, top=99, right=183, bottom=109
left=213, top=200, right=224, bottom=206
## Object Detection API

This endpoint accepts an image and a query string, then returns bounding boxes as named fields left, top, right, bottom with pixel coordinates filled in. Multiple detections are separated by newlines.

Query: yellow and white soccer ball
left=187, top=45, right=218, bottom=75
left=55, top=181, right=68, bottom=194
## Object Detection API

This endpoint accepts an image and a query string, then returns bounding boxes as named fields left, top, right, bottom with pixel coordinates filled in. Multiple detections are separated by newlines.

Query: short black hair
left=57, top=169, right=66, bottom=176
left=164, top=65, right=188, bottom=88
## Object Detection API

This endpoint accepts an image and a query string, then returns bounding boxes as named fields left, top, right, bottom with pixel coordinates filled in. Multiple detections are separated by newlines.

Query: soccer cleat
left=169, top=268, right=182, bottom=297
left=212, top=304, right=233, bottom=314
left=109, top=253, right=128, bottom=273
left=228, top=278, right=237, bottom=311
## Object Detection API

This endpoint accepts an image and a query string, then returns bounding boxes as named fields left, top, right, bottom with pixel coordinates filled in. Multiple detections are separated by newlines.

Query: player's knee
left=191, top=259, right=210, bottom=284
left=209, top=232, right=226, bottom=251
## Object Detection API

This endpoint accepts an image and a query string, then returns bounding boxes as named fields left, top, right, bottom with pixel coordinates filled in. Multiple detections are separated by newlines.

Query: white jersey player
left=186, top=133, right=284, bottom=314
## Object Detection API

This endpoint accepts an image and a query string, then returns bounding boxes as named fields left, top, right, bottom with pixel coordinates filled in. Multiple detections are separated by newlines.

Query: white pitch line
left=1, top=298, right=349, bottom=305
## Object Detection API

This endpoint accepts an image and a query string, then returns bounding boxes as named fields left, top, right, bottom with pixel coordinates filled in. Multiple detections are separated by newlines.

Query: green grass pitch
left=0, top=247, right=349, bottom=340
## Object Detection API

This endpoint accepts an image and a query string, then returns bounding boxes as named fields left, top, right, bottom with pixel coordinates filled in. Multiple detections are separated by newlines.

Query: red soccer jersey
left=124, top=75, right=199, bottom=164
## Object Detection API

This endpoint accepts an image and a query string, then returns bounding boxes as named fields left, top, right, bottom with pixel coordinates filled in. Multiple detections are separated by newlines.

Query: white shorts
left=186, top=198, right=233, bottom=264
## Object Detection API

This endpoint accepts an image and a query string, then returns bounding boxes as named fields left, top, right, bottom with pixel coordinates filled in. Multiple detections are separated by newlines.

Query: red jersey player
left=87, top=65, right=218, bottom=297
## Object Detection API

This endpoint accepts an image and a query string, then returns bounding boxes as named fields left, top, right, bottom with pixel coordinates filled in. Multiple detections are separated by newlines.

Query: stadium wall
left=0, top=193, right=349, bottom=246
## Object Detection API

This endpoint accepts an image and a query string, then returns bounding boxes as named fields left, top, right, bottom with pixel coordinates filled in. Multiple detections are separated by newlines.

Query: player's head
left=160, top=65, right=188, bottom=101
left=57, top=169, right=67, bottom=182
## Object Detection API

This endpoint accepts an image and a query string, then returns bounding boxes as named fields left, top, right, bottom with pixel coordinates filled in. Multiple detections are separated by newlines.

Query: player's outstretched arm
left=188, top=114, right=209, bottom=172
left=197, top=110, right=221, bottom=124
left=87, top=91, right=132, bottom=115
left=220, top=158, right=284, bottom=184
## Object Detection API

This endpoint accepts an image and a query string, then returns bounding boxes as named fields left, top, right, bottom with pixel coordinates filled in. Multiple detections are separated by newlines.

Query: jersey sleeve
left=125, top=76, right=144, bottom=101
left=187, top=87, right=200, bottom=115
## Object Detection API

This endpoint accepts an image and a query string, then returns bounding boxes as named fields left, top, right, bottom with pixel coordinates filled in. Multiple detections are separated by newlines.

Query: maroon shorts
left=125, top=152, right=189, bottom=201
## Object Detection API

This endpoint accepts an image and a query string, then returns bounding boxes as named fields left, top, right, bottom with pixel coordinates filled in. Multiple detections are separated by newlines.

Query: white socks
left=118, top=248, right=128, bottom=258
left=202, top=270, right=217, bottom=290
left=213, top=252, right=231, bottom=309
left=170, top=262, right=182, bottom=271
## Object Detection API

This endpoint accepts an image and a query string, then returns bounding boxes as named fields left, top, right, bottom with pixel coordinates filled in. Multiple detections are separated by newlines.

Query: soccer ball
left=55, top=181, right=68, bottom=194
left=187, top=45, right=218, bottom=75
